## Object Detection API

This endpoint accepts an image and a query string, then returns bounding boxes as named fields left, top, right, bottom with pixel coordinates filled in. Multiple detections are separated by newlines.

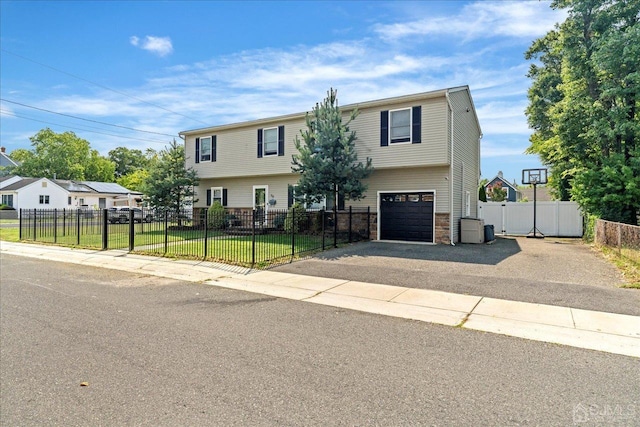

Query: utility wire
left=1, top=98, right=178, bottom=138
left=1, top=109, right=172, bottom=144
left=1, top=48, right=210, bottom=125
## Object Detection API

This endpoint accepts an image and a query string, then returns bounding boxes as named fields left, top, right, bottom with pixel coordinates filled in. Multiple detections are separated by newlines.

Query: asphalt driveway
left=273, top=236, right=640, bottom=316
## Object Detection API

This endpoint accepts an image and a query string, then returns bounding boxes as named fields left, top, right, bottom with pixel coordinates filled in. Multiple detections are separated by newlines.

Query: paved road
left=274, top=237, right=640, bottom=316
left=2, top=254, right=638, bottom=426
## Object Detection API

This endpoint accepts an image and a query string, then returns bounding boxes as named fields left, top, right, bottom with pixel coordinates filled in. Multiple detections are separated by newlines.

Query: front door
left=253, top=185, right=267, bottom=224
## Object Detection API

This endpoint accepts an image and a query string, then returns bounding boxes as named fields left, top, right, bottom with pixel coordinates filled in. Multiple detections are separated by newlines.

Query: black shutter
left=287, top=185, right=294, bottom=208
left=206, top=189, right=211, bottom=206
left=338, top=193, right=345, bottom=210
left=380, top=111, right=389, bottom=147
left=278, top=125, right=285, bottom=156
left=222, top=189, right=228, bottom=207
left=257, top=129, right=263, bottom=158
left=412, top=106, right=422, bottom=144
left=211, top=135, right=217, bottom=162
left=195, top=138, right=200, bottom=163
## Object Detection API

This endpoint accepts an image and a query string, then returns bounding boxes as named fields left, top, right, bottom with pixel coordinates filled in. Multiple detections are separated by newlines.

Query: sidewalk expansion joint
left=456, top=297, right=484, bottom=328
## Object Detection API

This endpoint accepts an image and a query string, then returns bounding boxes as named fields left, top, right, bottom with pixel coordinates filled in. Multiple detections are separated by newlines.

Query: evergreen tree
left=291, top=88, right=373, bottom=216
left=142, top=139, right=199, bottom=215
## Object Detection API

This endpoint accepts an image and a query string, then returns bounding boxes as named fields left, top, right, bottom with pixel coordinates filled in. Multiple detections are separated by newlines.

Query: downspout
left=446, top=92, right=455, bottom=246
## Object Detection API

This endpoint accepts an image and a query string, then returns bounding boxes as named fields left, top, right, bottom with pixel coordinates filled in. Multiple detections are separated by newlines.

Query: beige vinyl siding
left=195, top=174, right=297, bottom=209
left=186, top=95, right=451, bottom=179
left=449, top=89, right=482, bottom=242
left=348, top=166, right=451, bottom=213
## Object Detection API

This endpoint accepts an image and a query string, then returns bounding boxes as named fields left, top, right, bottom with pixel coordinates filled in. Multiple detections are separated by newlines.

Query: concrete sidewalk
left=1, top=241, right=639, bottom=358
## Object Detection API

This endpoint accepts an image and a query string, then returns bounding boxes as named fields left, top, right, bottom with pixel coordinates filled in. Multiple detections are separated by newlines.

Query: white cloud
left=130, top=35, right=173, bottom=57
left=374, top=1, right=566, bottom=41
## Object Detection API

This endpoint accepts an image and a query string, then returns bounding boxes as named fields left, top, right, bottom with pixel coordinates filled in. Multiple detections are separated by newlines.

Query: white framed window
left=293, top=185, right=326, bottom=210
left=389, top=108, right=411, bottom=143
left=200, top=136, right=212, bottom=162
left=2, top=194, right=13, bottom=207
left=79, top=198, right=85, bottom=205
left=465, top=191, right=471, bottom=217
left=211, top=187, right=223, bottom=205
left=263, top=127, right=278, bottom=156
left=39, top=195, right=50, bottom=204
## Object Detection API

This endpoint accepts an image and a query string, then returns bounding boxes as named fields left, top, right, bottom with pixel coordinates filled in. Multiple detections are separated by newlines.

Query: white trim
left=200, top=136, right=212, bottom=162
left=377, top=189, right=437, bottom=244
left=210, top=186, right=223, bottom=205
left=388, top=107, right=412, bottom=144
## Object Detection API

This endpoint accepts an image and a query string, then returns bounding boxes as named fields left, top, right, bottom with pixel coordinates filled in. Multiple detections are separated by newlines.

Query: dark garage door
left=380, top=192, right=434, bottom=242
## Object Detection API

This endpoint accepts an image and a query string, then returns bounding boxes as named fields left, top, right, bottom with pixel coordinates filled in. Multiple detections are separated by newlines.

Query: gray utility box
left=461, top=218, right=485, bottom=244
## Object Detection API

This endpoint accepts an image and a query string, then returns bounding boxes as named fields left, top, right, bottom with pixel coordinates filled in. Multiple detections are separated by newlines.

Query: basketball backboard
left=522, top=168, right=548, bottom=185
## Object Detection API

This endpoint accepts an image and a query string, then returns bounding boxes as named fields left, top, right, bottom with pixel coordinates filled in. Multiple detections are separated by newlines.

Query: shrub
left=284, top=203, right=307, bottom=233
left=207, top=202, right=227, bottom=229
left=583, top=213, right=598, bottom=243
left=0, top=204, right=15, bottom=211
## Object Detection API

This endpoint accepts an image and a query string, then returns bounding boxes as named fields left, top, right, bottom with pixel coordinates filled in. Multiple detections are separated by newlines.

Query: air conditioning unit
left=461, top=217, right=485, bottom=244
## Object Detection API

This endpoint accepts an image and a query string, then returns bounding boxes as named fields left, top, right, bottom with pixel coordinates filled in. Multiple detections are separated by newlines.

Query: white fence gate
left=478, top=201, right=583, bottom=237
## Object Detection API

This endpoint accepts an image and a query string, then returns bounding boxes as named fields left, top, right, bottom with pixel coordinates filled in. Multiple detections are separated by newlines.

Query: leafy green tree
left=116, top=169, right=149, bottom=192
left=487, top=183, right=507, bottom=202
left=142, top=139, right=199, bottom=214
left=12, top=128, right=115, bottom=181
left=525, top=0, right=640, bottom=224
left=292, top=88, right=373, bottom=217
left=108, top=147, right=156, bottom=179
left=478, top=178, right=488, bottom=202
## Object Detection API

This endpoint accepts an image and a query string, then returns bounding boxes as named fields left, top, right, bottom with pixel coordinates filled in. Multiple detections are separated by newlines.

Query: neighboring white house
left=180, top=86, right=482, bottom=244
left=0, top=176, right=142, bottom=211
left=0, top=147, right=19, bottom=175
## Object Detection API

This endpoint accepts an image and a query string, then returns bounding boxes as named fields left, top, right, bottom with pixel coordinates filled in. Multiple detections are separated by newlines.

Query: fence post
left=348, top=205, right=352, bottom=243
left=321, top=209, right=325, bottom=251
left=367, top=206, right=371, bottom=240
left=54, top=209, right=58, bottom=243
left=164, top=211, right=168, bottom=254
left=76, top=210, right=80, bottom=246
left=33, top=208, right=37, bottom=241
left=102, top=209, right=108, bottom=250
left=62, top=209, right=66, bottom=236
left=333, top=209, right=338, bottom=248
left=128, top=209, right=134, bottom=251
left=19, top=209, right=22, bottom=240
left=251, top=209, right=256, bottom=268
left=291, top=207, right=295, bottom=260
left=203, top=210, right=208, bottom=259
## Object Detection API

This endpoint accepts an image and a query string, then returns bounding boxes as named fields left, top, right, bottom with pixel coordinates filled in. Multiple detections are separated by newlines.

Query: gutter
left=446, top=91, right=455, bottom=246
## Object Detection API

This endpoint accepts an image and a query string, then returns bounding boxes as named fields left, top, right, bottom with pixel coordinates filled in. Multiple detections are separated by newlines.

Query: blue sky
left=1, top=1, right=566, bottom=184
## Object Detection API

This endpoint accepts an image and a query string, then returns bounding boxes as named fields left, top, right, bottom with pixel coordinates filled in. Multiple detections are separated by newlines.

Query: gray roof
left=0, top=151, right=19, bottom=168
left=0, top=178, right=40, bottom=191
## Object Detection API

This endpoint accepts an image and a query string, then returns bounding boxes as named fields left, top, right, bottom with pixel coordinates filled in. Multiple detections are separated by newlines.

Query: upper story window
left=195, top=136, right=217, bottom=164
left=200, top=137, right=212, bottom=162
left=263, top=127, right=278, bottom=156
left=257, top=126, right=285, bottom=158
left=390, top=108, right=411, bottom=143
left=380, top=106, right=422, bottom=146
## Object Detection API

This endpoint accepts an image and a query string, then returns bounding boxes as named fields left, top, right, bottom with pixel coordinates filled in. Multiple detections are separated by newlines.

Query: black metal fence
left=19, top=207, right=372, bottom=269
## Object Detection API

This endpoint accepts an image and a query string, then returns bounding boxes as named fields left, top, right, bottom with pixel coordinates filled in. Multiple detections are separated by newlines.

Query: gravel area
left=273, top=236, right=640, bottom=316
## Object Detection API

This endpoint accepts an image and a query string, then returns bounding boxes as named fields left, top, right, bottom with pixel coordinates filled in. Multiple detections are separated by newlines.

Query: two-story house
left=180, top=86, right=481, bottom=244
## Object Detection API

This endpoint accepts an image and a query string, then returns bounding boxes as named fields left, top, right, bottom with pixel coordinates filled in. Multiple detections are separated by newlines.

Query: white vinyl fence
left=478, top=201, right=583, bottom=237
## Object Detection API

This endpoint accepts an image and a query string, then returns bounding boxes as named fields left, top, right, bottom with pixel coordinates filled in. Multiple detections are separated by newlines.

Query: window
left=290, top=185, right=326, bottom=209
left=390, top=108, right=411, bottom=143
left=257, top=126, right=284, bottom=158
left=465, top=191, right=471, bottom=217
left=195, top=135, right=216, bottom=163
left=79, top=198, right=85, bottom=205
left=206, top=187, right=226, bottom=206
left=200, top=136, right=211, bottom=162
left=68, top=196, right=72, bottom=205
left=39, top=195, right=50, bottom=204
left=380, top=106, right=421, bottom=146
left=263, top=127, right=278, bottom=156
left=2, top=194, right=13, bottom=207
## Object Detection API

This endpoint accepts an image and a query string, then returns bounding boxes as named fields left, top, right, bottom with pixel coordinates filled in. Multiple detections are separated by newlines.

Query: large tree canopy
left=291, top=88, right=373, bottom=210
left=525, top=0, right=639, bottom=224
left=142, top=139, right=199, bottom=213
left=12, top=128, right=115, bottom=182
left=108, top=146, right=157, bottom=179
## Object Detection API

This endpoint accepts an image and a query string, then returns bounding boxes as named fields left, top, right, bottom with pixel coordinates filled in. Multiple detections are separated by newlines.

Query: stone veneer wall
left=435, top=213, right=450, bottom=244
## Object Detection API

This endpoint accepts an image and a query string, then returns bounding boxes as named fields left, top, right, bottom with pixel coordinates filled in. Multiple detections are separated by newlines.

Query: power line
left=1, top=109, right=172, bottom=145
left=1, top=98, right=178, bottom=138
left=1, top=48, right=210, bottom=125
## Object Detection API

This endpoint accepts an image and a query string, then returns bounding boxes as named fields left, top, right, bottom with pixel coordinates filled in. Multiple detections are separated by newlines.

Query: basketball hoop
left=522, top=168, right=548, bottom=239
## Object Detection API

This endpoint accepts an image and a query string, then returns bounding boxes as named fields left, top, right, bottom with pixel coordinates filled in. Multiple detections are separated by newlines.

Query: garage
left=379, top=192, right=435, bottom=243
